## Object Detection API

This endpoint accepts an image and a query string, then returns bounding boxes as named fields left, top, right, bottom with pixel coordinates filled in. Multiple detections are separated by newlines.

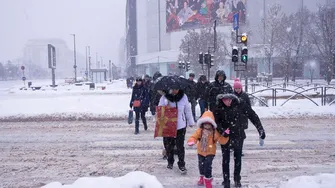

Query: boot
left=197, top=176, right=204, bottom=186
left=222, top=180, right=230, bottom=188
left=234, top=181, right=242, bottom=188
left=134, top=120, right=139, bottom=134
left=204, top=178, right=213, bottom=188
left=143, top=118, right=148, bottom=131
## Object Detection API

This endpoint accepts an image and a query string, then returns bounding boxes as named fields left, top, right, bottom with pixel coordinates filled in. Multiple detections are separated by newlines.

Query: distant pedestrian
left=129, top=77, right=150, bottom=134
left=195, top=75, right=209, bottom=116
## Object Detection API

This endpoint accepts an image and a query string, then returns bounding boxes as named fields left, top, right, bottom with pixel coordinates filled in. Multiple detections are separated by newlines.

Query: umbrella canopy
left=154, top=75, right=192, bottom=91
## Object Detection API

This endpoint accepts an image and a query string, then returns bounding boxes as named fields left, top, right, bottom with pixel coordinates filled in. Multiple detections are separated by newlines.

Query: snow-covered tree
left=262, top=3, right=284, bottom=74
left=179, top=28, right=229, bottom=75
left=277, top=7, right=313, bottom=82
left=309, top=5, right=335, bottom=84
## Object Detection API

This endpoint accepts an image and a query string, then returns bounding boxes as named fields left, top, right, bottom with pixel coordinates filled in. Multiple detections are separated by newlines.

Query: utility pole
left=71, top=34, right=77, bottom=82
left=96, top=52, right=98, bottom=68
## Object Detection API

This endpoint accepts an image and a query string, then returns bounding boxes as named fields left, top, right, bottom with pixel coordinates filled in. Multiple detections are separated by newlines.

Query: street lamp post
left=71, top=34, right=77, bottom=82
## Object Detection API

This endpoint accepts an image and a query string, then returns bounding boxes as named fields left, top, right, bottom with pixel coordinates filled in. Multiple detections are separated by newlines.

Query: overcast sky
left=0, top=0, right=126, bottom=64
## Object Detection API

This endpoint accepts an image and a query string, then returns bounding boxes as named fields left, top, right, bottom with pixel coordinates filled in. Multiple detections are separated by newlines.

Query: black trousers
left=135, top=109, right=147, bottom=132
left=163, top=128, right=186, bottom=167
left=198, top=154, right=215, bottom=178
left=221, top=139, right=244, bottom=183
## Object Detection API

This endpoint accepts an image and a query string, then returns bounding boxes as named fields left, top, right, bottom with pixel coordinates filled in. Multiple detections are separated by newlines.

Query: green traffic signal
left=242, top=55, right=248, bottom=62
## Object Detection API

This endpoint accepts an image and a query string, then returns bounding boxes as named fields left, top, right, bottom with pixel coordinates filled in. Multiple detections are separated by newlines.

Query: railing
left=246, top=86, right=335, bottom=107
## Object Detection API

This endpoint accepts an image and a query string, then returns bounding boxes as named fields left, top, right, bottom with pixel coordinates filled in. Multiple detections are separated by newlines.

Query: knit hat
left=196, top=111, right=217, bottom=128
left=233, top=78, right=242, bottom=89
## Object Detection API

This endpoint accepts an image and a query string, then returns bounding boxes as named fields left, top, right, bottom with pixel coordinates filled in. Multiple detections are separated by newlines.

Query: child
left=187, top=111, right=230, bottom=188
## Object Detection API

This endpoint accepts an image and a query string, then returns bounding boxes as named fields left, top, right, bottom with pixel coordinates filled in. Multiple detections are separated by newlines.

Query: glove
left=222, top=128, right=230, bottom=138
left=187, top=141, right=195, bottom=146
left=259, top=130, right=266, bottom=139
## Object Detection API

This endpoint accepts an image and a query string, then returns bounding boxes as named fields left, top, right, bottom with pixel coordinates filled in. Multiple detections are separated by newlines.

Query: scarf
left=200, top=128, right=213, bottom=152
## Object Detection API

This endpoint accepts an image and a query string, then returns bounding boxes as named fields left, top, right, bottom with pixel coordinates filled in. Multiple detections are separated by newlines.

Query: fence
left=246, top=83, right=335, bottom=107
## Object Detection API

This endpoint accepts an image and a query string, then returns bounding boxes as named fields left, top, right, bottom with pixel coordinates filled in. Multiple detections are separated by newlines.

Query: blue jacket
left=130, top=83, right=150, bottom=112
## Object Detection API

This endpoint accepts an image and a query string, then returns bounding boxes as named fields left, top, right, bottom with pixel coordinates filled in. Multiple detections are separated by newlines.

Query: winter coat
left=234, top=91, right=251, bottom=129
left=188, top=128, right=228, bottom=156
left=129, top=83, right=150, bottom=112
left=158, top=90, right=195, bottom=130
left=213, top=94, right=264, bottom=143
left=184, top=79, right=197, bottom=101
left=149, top=72, right=163, bottom=111
left=205, top=72, right=233, bottom=110
left=195, top=81, right=209, bottom=100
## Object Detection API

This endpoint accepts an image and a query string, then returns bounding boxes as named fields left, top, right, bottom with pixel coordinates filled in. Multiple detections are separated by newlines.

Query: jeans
left=198, top=154, right=215, bottom=178
left=198, top=99, right=206, bottom=117
left=221, top=139, right=244, bottom=183
left=163, top=128, right=186, bottom=168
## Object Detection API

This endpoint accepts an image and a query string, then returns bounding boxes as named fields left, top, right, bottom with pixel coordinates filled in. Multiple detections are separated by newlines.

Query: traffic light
left=232, top=46, right=238, bottom=62
left=199, top=52, right=204, bottom=64
left=241, top=33, right=247, bottom=45
left=204, top=53, right=210, bottom=64
left=241, top=46, right=248, bottom=63
left=210, top=54, right=214, bottom=68
left=186, top=61, right=191, bottom=71
left=178, top=61, right=185, bottom=69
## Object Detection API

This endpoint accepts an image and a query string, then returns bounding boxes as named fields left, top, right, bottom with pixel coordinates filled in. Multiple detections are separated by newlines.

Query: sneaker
left=167, top=164, right=173, bottom=169
left=134, top=131, right=139, bottom=135
left=179, top=166, right=187, bottom=174
left=162, top=155, right=168, bottom=160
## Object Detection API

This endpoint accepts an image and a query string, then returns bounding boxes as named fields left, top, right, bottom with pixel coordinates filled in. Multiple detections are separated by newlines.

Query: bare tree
left=277, top=7, right=313, bottom=82
left=179, top=28, right=229, bottom=75
left=262, top=3, right=284, bottom=74
left=309, top=5, right=335, bottom=84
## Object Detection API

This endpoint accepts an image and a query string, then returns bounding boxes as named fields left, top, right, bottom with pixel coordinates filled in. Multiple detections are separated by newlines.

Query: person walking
left=213, top=93, right=266, bottom=188
left=185, top=73, right=197, bottom=122
left=195, top=75, right=209, bottom=116
left=158, top=88, right=195, bottom=174
left=129, top=77, right=150, bottom=134
left=205, top=70, right=233, bottom=111
left=233, top=78, right=251, bottom=156
left=187, top=111, right=229, bottom=188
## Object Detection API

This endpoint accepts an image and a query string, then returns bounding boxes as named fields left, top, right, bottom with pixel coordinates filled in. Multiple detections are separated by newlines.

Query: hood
left=216, top=93, right=240, bottom=107
left=153, top=72, right=162, bottom=81
left=215, top=70, right=227, bottom=82
left=196, top=111, right=217, bottom=128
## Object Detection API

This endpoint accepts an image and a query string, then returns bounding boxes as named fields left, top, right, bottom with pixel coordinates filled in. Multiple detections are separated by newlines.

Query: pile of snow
left=280, top=173, right=335, bottom=188
left=42, top=171, right=163, bottom=188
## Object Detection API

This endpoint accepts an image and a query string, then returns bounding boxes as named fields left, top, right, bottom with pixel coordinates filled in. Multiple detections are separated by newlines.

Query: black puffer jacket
left=205, top=70, right=233, bottom=110
left=195, top=80, right=209, bottom=100
left=213, top=94, right=264, bottom=143
left=234, top=91, right=251, bottom=129
left=130, top=83, right=150, bottom=112
left=184, top=79, right=197, bottom=101
left=149, top=72, right=163, bottom=111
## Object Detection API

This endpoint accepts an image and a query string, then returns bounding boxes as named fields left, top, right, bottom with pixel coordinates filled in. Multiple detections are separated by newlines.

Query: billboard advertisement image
left=166, top=0, right=247, bottom=32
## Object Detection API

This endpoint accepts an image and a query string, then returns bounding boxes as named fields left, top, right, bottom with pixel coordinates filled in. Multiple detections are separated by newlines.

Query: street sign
left=22, top=76, right=26, bottom=81
left=21, top=66, right=25, bottom=70
left=233, top=13, right=239, bottom=30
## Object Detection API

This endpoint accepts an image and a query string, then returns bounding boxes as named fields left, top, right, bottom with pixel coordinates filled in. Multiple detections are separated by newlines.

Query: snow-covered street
left=0, top=118, right=334, bottom=188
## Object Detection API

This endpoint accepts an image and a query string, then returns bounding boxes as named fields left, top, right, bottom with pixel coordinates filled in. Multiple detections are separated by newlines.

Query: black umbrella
left=154, top=75, right=192, bottom=91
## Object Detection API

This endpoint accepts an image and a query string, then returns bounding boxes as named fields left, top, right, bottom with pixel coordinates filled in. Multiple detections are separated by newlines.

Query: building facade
left=125, top=0, right=328, bottom=79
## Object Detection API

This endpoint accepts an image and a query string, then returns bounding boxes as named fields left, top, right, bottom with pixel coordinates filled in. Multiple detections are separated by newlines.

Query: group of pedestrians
left=129, top=70, right=266, bottom=188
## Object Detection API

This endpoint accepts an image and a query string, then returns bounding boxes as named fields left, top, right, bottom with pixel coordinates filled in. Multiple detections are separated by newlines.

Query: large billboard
left=166, top=0, right=247, bottom=32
